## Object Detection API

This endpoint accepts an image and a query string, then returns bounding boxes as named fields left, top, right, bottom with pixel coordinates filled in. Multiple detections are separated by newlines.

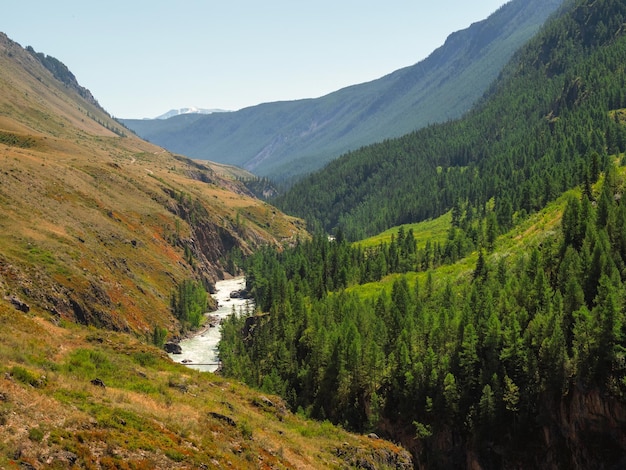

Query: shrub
left=11, top=366, right=45, bottom=388
left=66, top=349, right=114, bottom=379
left=28, top=426, right=45, bottom=442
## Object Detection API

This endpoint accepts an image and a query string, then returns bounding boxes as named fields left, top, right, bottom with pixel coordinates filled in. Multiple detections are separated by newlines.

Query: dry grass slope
left=0, top=32, right=305, bottom=336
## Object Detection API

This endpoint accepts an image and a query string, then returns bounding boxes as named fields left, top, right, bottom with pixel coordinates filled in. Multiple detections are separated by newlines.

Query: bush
left=11, top=366, right=45, bottom=388
left=28, top=426, right=45, bottom=442
left=65, top=349, right=114, bottom=379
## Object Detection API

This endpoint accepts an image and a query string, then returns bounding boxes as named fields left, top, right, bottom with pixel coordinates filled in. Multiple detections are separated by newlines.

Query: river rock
left=229, top=289, right=249, bottom=299
left=164, top=342, right=182, bottom=354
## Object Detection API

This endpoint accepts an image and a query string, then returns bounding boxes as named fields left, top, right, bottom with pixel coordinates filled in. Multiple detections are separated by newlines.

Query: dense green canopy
left=220, top=0, right=626, bottom=467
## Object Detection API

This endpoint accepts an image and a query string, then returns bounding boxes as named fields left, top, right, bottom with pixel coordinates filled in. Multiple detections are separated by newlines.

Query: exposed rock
left=335, top=441, right=413, bottom=469
left=250, top=395, right=288, bottom=421
left=208, top=412, right=236, bottom=427
left=229, top=289, right=249, bottom=299
left=164, top=342, right=182, bottom=354
left=259, top=396, right=274, bottom=407
left=47, top=450, right=78, bottom=466
left=252, top=395, right=281, bottom=414
left=6, top=295, right=29, bottom=312
left=242, top=313, right=270, bottom=340
left=168, top=380, right=188, bottom=393
left=403, top=386, right=626, bottom=469
left=544, top=387, right=626, bottom=469
left=90, top=378, right=106, bottom=388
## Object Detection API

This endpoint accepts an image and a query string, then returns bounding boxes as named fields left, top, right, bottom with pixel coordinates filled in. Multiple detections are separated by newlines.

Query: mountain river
left=168, top=277, right=252, bottom=372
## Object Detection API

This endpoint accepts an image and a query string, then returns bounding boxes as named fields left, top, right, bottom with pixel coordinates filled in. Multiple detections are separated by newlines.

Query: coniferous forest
left=274, top=0, right=626, bottom=242
left=219, top=0, right=626, bottom=467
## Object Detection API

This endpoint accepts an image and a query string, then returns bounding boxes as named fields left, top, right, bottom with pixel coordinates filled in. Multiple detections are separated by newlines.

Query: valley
left=216, top=0, right=626, bottom=467
left=1, top=0, right=626, bottom=468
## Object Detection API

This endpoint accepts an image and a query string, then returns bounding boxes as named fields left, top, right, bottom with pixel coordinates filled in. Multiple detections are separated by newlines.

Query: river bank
left=168, top=277, right=252, bottom=372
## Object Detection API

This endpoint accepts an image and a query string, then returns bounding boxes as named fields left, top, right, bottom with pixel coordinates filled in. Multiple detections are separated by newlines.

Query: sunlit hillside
left=0, top=32, right=305, bottom=336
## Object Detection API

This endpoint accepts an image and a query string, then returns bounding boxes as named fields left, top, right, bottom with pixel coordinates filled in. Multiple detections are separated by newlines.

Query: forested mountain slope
left=122, top=0, right=562, bottom=181
left=277, top=0, right=626, bottom=241
left=224, top=171, right=626, bottom=468
left=218, top=0, right=626, bottom=467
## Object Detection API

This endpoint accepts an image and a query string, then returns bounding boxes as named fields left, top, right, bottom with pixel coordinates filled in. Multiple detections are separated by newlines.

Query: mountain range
left=122, top=0, right=563, bottom=181
left=275, top=0, right=626, bottom=240
left=154, top=107, right=229, bottom=120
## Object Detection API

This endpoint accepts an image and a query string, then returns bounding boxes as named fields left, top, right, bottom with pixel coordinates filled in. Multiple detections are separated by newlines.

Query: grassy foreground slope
left=0, top=302, right=411, bottom=469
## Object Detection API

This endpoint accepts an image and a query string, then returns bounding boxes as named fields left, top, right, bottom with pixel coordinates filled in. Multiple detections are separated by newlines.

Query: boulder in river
left=229, top=289, right=249, bottom=299
left=164, top=342, right=182, bottom=354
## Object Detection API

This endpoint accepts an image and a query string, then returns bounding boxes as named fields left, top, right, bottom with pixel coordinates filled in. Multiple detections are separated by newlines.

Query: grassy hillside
left=355, top=212, right=453, bottom=250
left=349, top=190, right=569, bottom=301
left=0, top=302, right=411, bottom=468
left=123, top=0, right=562, bottom=181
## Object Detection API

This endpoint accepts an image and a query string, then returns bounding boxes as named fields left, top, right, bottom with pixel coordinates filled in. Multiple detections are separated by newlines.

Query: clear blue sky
left=3, top=1, right=509, bottom=119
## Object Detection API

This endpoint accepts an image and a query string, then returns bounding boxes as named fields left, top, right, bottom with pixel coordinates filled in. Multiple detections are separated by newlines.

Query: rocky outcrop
left=335, top=441, right=413, bottom=469
left=242, top=313, right=270, bottom=340
left=208, top=411, right=237, bottom=427
left=229, top=289, right=249, bottom=299
left=405, top=387, right=626, bottom=469
left=6, top=295, right=29, bottom=313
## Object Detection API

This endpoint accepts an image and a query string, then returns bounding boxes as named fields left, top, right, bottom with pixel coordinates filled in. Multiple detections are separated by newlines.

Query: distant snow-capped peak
left=155, top=107, right=229, bottom=119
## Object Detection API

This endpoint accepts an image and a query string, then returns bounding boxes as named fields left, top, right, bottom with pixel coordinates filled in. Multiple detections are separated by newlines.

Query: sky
left=3, top=1, right=510, bottom=119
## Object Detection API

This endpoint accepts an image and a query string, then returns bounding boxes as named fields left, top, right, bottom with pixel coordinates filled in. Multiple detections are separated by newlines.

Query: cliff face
left=406, top=387, right=626, bottom=469
left=543, top=387, right=626, bottom=469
